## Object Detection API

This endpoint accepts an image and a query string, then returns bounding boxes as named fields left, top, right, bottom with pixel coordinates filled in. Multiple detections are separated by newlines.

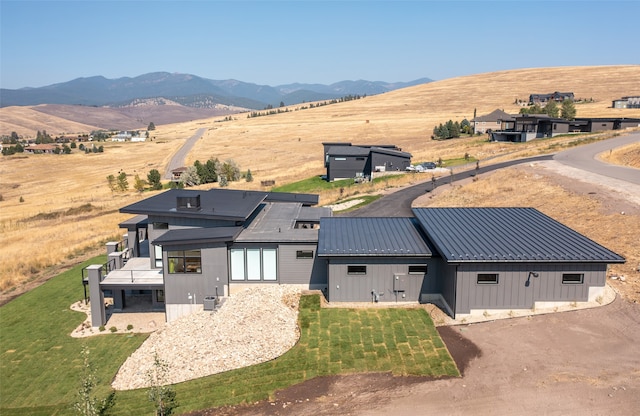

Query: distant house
left=23, top=144, right=59, bottom=154
left=490, top=115, right=640, bottom=141
left=322, top=142, right=412, bottom=181
left=529, top=92, right=574, bottom=104
left=471, top=109, right=513, bottom=134
left=612, top=96, right=640, bottom=109
left=111, top=131, right=132, bottom=142
left=170, top=167, right=188, bottom=181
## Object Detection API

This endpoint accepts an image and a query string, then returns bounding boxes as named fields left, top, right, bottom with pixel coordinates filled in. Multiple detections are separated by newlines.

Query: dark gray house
left=86, top=191, right=624, bottom=325
left=318, top=208, right=624, bottom=318
left=490, top=115, right=640, bottom=142
left=323, top=142, right=412, bottom=181
left=86, top=189, right=331, bottom=324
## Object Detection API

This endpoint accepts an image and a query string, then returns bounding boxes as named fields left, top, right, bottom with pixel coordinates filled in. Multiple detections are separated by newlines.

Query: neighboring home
left=86, top=192, right=624, bottom=325
left=322, top=142, right=412, bottom=181
left=612, top=96, right=640, bottom=109
left=490, top=115, right=640, bottom=142
left=131, top=135, right=146, bottom=142
left=490, top=114, right=570, bottom=142
left=170, top=167, right=188, bottom=181
left=23, top=144, right=59, bottom=154
left=111, top=131, right=132, bottom=142
left=471, top=109, right=513, bottom=134
left=529, top=92, right=574, bottom=104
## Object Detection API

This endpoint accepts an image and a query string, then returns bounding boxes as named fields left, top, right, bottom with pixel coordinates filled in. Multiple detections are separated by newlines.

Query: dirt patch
left=436, top=326, right=482, bottom=376
left=186, top=373, right=437, bottom=416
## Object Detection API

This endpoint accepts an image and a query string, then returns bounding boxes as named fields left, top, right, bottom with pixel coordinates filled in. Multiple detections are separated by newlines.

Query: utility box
left=203, top=296, right=217, bottom=311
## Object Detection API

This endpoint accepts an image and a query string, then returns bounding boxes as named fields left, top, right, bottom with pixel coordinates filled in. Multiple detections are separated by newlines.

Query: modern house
left=529, top=92, right=574, bottom=104
left=85, top=189, right=331, bottom=324
left=322, top=142, right=412, bottom=181
left=612, top=96, right=640, bottom=109
left=86, top=191, right=624, bottom=325
left=490, top=115, right=640, bottom=142
left=471, top=109, right=513, bottom=134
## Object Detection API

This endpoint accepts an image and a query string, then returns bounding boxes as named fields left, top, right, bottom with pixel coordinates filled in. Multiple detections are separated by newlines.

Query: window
left=154, top=245, right=163, bottom=268
left=335, top=157, right=346, bottom=161
left=477, top=273, right=499, bottom=284
left=229, top=248, right=278, bottom=281
left=408, top=265, right=427, bottom=274
left=348, top=265, right=367, bottom=275
left=230, top=249, right=245, bottom=281
left=296, top=250, right=314, bottom=259
left=246, top=249, right=261, bottom=281
left=153, top=222, right=168, bottom=230
left=263, top=249, right=277, bottom=281
left=168, top=250, right=202, bottom=273
left=155, top=290, right=165, bottom=303
left=562, top=273, right=584, bottom=284
left=356, top=157, right=365, bottom=161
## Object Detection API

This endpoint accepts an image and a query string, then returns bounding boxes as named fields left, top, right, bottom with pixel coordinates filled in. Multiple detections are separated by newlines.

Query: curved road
left=343, top=133, right=639, bottom=218
left=342, top=155, right=553, bottom=217
left=164, top=128, right=207, bottom=179
left=553, top=131, right=640, bottom=184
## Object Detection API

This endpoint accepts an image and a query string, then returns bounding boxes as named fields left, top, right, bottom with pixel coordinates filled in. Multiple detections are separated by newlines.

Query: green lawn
left=272, top=175, right=353, bottom=193
left=0, top=260, right=459, bottom=415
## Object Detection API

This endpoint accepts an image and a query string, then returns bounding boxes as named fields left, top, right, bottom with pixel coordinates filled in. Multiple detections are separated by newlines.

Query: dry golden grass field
left=1, top=65, right=639, bottom=302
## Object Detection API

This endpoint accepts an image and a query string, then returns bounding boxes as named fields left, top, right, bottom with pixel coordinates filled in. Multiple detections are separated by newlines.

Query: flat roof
left=237, top=203, right=328, bottom=243
left=317, top=217, right=432, bottom=257
left=120, top=189, right=268, bottom=221
left=152, top=226, right=243, bottom=247
left=413, top=207, right=625, bottom=263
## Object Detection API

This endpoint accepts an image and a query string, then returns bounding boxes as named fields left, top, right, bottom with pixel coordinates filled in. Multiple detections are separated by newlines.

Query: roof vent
left=177, top=195, right=201, bottom=211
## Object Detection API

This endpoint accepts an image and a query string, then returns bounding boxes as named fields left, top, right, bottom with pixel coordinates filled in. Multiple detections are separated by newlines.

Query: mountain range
left=0, top=72, right=432, bottom=109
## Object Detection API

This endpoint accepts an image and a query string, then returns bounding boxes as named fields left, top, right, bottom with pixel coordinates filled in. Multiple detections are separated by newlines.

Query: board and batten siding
left=164, top=244, right=228, bottom=304
left=454, top=263, right=608, bottom=314
left=278, top=244, right=326, bottom=288
left=327, top=257, right=432, bottom=302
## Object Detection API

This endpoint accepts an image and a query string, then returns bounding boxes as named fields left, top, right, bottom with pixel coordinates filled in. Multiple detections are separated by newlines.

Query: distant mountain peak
left=0, top=72, right=433, bottom=108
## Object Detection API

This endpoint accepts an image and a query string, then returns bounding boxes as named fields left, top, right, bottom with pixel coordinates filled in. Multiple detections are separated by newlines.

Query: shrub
left=109, top=326, right=117, bottom=333
left=127, top=324, right=133, bottom=331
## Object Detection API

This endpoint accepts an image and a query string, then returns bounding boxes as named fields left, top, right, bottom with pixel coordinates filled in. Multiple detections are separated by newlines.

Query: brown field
left=1, top=65, right=639, bottom=301
left=600, top=141, right=640, bottom=168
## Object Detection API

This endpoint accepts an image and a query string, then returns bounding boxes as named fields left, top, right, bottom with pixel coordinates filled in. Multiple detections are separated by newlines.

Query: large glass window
left=263, top=249, right=277, bottom=281
left=168, top=250, right=201, bottom=274
left=229, top=248, right=278, bottom=281
left=230, top=249, right=245, bottom=281
left=246, top=249, right=262, bottom=281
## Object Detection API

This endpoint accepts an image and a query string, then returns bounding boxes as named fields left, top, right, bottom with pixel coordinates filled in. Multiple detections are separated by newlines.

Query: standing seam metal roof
left=317, top=217, right=432, bottom=257
left=412, top=207, right=625, bottom=263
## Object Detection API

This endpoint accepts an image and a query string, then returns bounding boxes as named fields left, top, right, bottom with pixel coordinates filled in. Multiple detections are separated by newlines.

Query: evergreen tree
left=148, top=122, right=156, bottom=131
left=561, top=99, right=577, bottom=120
left=147, top=169, right=163, bottom=190
left=245, top=169, right=253, bottom=182
left=544, top=101, right=559, bottom=118
left=117, top=172, right=129, bottom=192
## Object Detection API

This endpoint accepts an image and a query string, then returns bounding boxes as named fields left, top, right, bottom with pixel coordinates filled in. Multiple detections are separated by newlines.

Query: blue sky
left=1, top=0, right=638, bottom=89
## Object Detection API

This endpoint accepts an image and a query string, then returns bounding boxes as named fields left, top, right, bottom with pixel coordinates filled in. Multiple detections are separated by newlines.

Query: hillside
left=1, top=65, right=639, bottom=298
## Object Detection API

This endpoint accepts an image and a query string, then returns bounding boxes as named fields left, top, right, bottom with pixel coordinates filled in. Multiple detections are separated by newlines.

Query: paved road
left=164, top=128, right=207, bottom=179
left=342, top=155, right=554, bottom=217
left=554, top=132, right=640, bottom=185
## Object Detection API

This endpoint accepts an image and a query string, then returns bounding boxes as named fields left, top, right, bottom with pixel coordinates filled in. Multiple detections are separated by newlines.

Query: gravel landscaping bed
left=111, top=286, right=301, bottom=390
